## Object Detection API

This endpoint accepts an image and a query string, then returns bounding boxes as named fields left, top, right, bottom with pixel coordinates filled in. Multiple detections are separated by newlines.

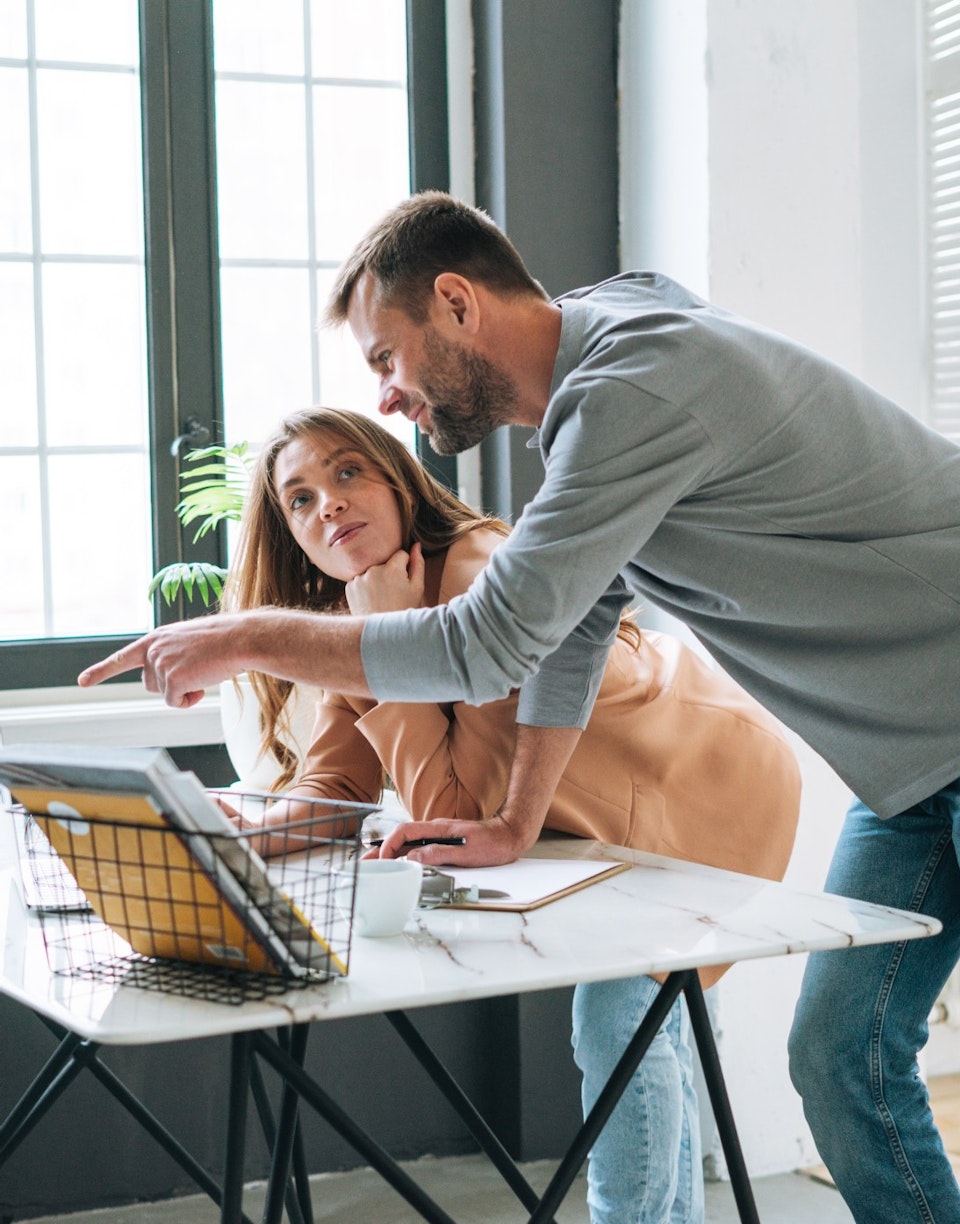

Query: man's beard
left=419, top=329, right=520, bottom=455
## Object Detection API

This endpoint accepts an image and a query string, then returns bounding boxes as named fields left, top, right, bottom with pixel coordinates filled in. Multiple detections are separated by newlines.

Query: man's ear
left=432, top=272, right=481, bottom=336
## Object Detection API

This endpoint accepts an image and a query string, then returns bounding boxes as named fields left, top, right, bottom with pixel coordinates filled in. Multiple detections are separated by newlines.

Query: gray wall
left=475, top=0, right=620, bottom=521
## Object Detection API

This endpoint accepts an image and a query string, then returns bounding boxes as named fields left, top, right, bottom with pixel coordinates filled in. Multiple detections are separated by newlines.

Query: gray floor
left=26, top=1154, right=853, bottom=1223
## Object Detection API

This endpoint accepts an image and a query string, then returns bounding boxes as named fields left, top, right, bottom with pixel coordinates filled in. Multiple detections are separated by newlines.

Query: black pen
left=366, top=836, right=467, bottom=849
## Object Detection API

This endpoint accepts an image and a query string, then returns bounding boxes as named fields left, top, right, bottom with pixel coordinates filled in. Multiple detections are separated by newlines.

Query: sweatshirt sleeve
left=362, top=370, right=712, bottom=723
left=354, top=531, right=517, bottom=820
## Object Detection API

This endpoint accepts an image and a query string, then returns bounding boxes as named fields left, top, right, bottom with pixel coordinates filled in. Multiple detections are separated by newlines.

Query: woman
left=226, top=407, right=800, bottom=1224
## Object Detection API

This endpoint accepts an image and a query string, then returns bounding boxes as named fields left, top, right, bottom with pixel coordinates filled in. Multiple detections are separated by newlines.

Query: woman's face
left=272, top=433, right=405, bottom=582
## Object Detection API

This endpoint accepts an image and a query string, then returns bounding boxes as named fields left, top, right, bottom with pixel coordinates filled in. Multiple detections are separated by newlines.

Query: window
left=0, top=0, right=448, bottom=690
left=211, top=0, right=414, bottom=448
left=0, top=1, right=150, bottom=645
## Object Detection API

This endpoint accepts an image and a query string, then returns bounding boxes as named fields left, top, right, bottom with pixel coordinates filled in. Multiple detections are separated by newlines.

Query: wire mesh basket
left=12, top=791, right=365, bottom=1006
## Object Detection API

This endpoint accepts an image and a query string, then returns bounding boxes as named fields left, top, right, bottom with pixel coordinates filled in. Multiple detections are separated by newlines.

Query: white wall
left=620, top=0, right=927, bottom=1178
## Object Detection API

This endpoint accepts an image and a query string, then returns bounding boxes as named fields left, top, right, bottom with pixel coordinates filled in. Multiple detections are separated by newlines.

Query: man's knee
left=786, top=1010, right=817, bottom=1097
left=788, top=982, right=865, bottom=1105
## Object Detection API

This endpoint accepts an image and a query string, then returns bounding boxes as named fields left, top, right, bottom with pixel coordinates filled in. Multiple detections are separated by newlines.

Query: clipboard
left=419, top=857, right=630, bottom=912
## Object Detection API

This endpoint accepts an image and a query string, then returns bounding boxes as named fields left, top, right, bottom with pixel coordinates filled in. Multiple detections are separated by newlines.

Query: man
left=83, top=192, right=960, bottom=1223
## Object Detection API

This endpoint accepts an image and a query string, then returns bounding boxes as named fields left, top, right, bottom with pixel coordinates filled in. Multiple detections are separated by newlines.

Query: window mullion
left=140, top=0, right=225, bottom=626
left=24, top=3, right=54, bottom=637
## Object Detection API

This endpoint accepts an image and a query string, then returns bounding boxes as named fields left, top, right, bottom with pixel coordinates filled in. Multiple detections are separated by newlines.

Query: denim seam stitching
left=868, top=824, right=953, bottom=1224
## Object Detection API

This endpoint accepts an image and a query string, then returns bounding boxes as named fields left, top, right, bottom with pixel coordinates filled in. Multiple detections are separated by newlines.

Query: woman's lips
left=330, top=522, right=365, bottom=546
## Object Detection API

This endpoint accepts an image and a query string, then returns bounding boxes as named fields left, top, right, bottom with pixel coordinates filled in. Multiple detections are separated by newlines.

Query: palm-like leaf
left=176, top=443, right=254, bottom=540
left=148, top=561, right=229, bottom=607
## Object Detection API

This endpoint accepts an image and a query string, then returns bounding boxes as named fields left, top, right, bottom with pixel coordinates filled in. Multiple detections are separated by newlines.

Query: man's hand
left=346, top=542, right=424, bottom=615
left=374, top=812, right=534, bottom=867
left=78, top=609, right=372, bottom=707
left=77, top=616, right=247, bottom=707
left=374, top=724, right=583, bottom=867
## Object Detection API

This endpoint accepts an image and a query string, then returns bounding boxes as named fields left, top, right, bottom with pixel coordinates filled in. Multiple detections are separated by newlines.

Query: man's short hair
left=324, top=190, right=547, bottom=326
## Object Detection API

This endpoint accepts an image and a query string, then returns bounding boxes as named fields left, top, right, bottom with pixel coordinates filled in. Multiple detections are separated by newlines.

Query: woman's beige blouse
left=294, top=528, right=800, bottom=913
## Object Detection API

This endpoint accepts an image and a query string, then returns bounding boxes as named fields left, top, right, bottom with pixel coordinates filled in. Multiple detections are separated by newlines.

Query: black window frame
left=1, top=0, right=451, bottom=692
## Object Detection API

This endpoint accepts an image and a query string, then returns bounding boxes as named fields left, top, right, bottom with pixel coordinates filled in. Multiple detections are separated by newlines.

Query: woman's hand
left=213, top=793, right=327, bottom=859
left=345, top=542, right=424, bottom=615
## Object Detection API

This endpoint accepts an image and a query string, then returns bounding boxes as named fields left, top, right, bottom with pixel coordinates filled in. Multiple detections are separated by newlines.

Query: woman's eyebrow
left=277, top=447, right=362, bottom=492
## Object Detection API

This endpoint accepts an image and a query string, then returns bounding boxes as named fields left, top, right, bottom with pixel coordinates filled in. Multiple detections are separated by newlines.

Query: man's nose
left=378, top=380, right=403, bottom=416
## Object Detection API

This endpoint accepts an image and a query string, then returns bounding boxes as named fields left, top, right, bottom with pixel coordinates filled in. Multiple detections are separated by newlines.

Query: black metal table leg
left=221, top=1031, right=254, bottom=1224
left=85, top=1045, right=253, bottom=1217
left=256, top=973, right=762, bottom=1224
left=528, top=970, right=688, bottom=1223
left=7, top=971, right=762, bottom=1224
left=529, top=969, right=762, bottom=1224
left=684, top=973, right=761, bottom=1224
left=385, top=1009, right=550, bottom=1219
left=0, top=1031, right=86, bottom=1165
left=0, top=1021, right=257, bottom=1223
left=260, top=1024, right=312, bottom=1224
left=282, top=1025, right=315, bottom=1224
left=252, top=1029, right=459, bottom=1224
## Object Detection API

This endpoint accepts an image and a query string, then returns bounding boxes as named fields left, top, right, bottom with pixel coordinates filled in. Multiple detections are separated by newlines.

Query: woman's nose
left=318, top=489, right=346, bottom=519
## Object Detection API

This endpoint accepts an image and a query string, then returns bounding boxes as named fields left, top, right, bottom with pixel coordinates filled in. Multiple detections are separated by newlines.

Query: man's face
left=347, top=271, right=520, bottom=455
left=416, top=327, right=520, bottom=454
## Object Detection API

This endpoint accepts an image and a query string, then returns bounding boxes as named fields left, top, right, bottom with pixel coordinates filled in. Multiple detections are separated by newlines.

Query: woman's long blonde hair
left=223, top=407, right=509, bottom=788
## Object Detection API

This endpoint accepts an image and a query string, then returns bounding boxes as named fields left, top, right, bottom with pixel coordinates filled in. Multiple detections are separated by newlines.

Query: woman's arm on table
left=218, top=696, right=384, bottom=857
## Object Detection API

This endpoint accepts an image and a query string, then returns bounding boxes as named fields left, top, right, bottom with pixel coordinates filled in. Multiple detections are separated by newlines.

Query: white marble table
left=0, top=821, right=940, bottom=1224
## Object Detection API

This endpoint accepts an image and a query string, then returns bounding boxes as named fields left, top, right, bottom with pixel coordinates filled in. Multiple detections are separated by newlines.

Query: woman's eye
left=337, top=465, right=359, bottom=482
left=289, top=493, right=309, bottom=511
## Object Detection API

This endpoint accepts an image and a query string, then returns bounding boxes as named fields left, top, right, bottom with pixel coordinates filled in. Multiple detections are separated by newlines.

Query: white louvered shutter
left=927, top=0, right=960, bottom=442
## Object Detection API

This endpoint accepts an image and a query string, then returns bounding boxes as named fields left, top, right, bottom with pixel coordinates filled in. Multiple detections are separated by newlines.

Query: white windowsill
left=0, top=683, right=223, bottom=749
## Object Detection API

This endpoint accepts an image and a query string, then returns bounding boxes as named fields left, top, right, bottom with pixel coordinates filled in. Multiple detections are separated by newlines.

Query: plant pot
left=219, top=675, right=323, bottom=790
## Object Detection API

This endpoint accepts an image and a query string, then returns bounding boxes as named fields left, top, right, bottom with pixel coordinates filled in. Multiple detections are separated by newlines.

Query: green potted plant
left=149, top=442, right=254, bottom=608
left=149, top=442, right=319, bottom=787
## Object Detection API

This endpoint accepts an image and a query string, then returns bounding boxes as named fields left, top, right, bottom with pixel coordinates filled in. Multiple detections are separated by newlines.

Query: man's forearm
left=236, top=610, right=371, bottom=694
left=78, top=609, right=372, bottom=707
left=496, top=722, right=583, bottom=845
left=374, top=721, right=583, bottom=868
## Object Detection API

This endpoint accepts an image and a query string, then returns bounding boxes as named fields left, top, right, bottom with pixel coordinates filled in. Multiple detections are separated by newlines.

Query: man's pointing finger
left=78, top=641, right=146, bottom=688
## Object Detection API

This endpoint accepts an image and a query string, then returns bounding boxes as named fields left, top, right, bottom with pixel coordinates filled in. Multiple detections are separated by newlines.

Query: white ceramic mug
left=335, top=858, right=423, bottom=938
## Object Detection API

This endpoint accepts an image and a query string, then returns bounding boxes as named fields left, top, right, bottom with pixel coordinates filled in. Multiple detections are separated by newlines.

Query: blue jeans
left=789, top=779, right=960, bottom=1223
left=572, top=975, right=703, bottom=1224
